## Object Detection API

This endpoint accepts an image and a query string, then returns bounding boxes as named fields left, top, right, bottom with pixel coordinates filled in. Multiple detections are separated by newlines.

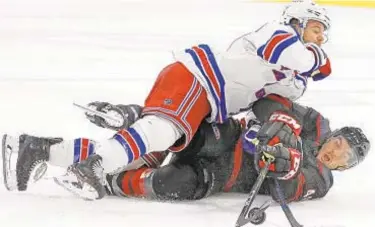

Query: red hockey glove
left=257, top=145, right=302, bottom=180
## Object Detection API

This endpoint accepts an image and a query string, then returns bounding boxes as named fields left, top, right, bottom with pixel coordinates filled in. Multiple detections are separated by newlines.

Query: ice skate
left=54, top=154, right=107, bottom=201
left=1, top=134, right=63, bottom=191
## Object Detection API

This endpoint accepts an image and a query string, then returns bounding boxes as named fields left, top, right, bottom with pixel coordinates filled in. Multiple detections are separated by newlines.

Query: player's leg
left=2, top=116, right=182, bottom=195
left=104, top=161, right=199, bottom=200
left=54, top=62, right=211, bottom=199
left=2, top=132, right=168, bottom=193
left=3, top=62, right=209, bottom=194
left=2, top=134, right=64, bottom=191
left=87, top=61, right=211, bottom=173
left=1, top=134, right=102, bottom=191
left=104, top=156, right=213, bottom=200
left=104, top=147, right=238, bottom=201
left=105, top=119, right=244, bottom=200
left=2, top=102, right=146, bottom=192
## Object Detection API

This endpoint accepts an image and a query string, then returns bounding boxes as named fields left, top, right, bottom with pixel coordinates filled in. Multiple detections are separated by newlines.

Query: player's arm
left=255, top=27, right=331, bottom=80
left=249, top=94, right=331, bottom=148
left=248, top=95, right=333, bottom=201
left=294, top=103, right=332, bottom=147
left=242, top=95, right=303, bottom=182
left=250, top=94, right=302, bottom=149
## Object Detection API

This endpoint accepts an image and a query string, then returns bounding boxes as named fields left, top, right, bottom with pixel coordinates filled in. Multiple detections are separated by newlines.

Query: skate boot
left=1, top=134, right=63, bottom=191
left=54, top=154, right=106, bottom=200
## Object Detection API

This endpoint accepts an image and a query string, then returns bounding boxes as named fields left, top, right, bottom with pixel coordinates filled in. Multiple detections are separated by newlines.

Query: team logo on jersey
left=164, top=99, right=173, bottom=105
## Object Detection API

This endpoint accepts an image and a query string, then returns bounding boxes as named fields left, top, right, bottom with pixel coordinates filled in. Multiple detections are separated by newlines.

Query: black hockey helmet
left=329, top=126, right=370, bottom=169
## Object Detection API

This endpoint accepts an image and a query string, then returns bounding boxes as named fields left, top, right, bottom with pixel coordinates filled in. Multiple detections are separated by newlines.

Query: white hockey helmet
left=281, top=1, right=331, bottom=41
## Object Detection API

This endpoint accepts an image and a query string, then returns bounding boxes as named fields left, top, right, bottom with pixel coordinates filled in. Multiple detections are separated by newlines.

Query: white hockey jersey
left=173, top=21, right=321, bottom=124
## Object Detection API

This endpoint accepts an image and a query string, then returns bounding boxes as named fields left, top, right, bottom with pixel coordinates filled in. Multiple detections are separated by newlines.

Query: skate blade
left=53, top=174, right=99, bottom=201
left=2, top=134, right=19, bottom=191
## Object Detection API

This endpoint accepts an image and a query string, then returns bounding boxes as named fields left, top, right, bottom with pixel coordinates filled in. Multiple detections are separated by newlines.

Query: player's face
left=303, top=20, right=326, bottom=46
left=317, top=136, right=358, bottom=170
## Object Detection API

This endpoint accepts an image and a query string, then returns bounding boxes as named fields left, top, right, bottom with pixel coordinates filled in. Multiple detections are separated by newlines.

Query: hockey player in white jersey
left=2, top=2, right=332, bottom=200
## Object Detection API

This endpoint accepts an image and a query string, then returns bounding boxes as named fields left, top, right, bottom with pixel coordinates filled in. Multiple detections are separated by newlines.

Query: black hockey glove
left=85, top=101, right=142, bottom=131
left=257, top=111, right=302, bottom=149
left=255, top=144, right=302, bottom=180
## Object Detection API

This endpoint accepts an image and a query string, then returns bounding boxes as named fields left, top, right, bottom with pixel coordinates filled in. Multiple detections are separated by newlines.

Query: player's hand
left=256, top=144, right=302, bottom=180
left=85, top=102, right=142, bottom=131
left=257, top=111, right=301, bottom=149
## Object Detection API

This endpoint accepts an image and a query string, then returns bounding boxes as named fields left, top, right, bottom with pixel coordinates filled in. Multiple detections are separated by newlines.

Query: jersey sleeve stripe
left=263, top=33, right=293, bottom=61
left=269, top=35, right=298, bottom=64
left=295, top=74, right=307, bottom=87
left=303, top=44, right=322, bottom=75
left=257, top=30, right=288, bottom=59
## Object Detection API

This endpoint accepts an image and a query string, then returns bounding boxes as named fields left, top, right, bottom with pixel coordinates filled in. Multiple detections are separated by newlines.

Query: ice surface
left=0, top=0, right=374, bottom=226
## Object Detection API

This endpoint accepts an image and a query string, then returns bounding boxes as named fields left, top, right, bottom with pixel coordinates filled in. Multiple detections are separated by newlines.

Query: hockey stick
left=273, top=179, right=303, bottom=227
left=272, top=138, right=304, bottom=227
left=235, top=153, right=275, bottom=227
left=72, top=102, right=123, bottom=125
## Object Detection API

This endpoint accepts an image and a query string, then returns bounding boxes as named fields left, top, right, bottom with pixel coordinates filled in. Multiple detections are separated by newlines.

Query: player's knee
left=131, top=115, right=183, bottom=151
left=152, top=163, right=199, bottom=200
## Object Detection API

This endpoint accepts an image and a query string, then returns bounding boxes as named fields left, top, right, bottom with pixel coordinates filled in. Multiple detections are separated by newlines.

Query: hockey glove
left=304, top=43, right=332, bottom=81
left=256, top=145, right=302, bottom=180
left=85, top=102, right=142, bottom=131
left=256, top=111, right=302, bottom=149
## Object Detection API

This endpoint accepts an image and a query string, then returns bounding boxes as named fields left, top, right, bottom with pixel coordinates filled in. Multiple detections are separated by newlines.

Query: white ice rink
left=0, top=0, right=374, bottom=226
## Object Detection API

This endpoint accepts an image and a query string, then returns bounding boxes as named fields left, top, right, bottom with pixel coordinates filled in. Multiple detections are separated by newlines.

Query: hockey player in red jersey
left=2, top=2, right=335, bottom=200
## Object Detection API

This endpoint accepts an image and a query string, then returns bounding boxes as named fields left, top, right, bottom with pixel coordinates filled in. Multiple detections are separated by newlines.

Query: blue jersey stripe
left=113, top=134, right=134, bottom=163
left=312, top=73, right=328, bottom=81
left=269, top=35, right=298, bottom=64
left=257, top=44, right=266, bottom=59
left=198, top=44, right=228, bottom=122
left=303, top=45, right=322, bottom=76
left=73, top=138, right=82, bottom=163
left=127, top=127, right=147, bottom=156
left=257, top=30, right=288, bottom=60
left=310, top=44, right=322, bottom=67
left=295, top=74, right=307, bottom=87
left=185, top=48, right=221, bottom=118
left=88, top=142, right=95, bottom=156
left=73, top=139, right=81, bottom=163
